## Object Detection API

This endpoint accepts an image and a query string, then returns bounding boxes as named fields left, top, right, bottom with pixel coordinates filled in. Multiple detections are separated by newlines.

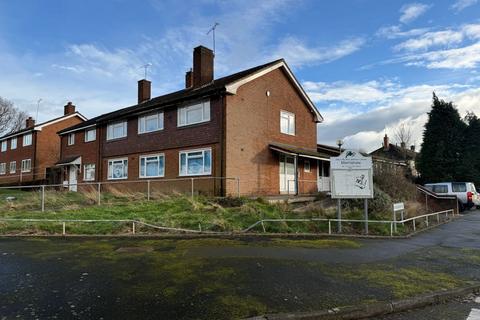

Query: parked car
left=424, top=182, right=480, bottom=211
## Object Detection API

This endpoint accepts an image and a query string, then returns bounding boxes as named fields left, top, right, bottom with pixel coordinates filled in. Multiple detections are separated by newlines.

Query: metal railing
left=243, top=209, right=456, bottom=236
left=0, top=176, right=240, bottom=212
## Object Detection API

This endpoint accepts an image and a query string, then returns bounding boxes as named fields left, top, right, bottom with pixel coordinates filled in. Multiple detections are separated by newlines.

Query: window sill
left=178, top=173, right=212, bottom=177
left=107, top=177, right=128, bottom=181
left=105, top=137, right=127, bottom=143
left=177, top=120, right=211, bottom=129
left=138, top=129, right=164, bottom=136
left=139, top=175, right=165, bottom=179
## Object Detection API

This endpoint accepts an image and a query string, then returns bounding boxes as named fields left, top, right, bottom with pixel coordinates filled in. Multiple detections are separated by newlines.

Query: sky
left=0, top=0, right=479, bottom=152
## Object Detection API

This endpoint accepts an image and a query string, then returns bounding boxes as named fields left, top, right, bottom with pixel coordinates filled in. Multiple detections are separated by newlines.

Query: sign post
left=393, top=202, right=405, bottom=233
left=330, top=150, right=374, bottom=234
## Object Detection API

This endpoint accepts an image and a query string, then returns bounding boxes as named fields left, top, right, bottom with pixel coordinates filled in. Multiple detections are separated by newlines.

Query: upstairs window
left=139, top=112, right=164, bottom=134
left=21, top=159, right=31, bottom=173
left=280, top=111, right=295, bottom=135
left=0, top=163, right=5, bottom=175
left=23, top=133, right=32, bottom=146
left=85, top=129, right=96, bottom=142
left=179, top=148, right=212, bottom=176
left=1, top=141, right=6, bottom=152
left=67, top=133, right=75, bottom=146
left=178, top=100, right=210, bottom=127
left=107, top=121, right=127, bottom=140
left=10, top=138, right=17, bottom=150
left=9, top=161, right=16, bottom=174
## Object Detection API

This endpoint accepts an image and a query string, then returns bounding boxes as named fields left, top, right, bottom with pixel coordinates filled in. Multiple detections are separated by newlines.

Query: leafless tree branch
left=0, top=97, right=29, bottom=135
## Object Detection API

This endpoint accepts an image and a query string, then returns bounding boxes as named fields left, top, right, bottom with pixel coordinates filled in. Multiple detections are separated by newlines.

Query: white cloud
left=376, top=25, right=429, bottom=39
left=272, top=37, right=365, bottom=68
left=402, top=42, right=480, bottom=69
left=399, top=3, right=431, bottom=24
left=451, top=0, right=478, bottom=12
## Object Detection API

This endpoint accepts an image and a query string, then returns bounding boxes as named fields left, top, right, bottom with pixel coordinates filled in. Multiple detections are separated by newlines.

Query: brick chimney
left=26, top=117, right=35, bottom=128
left=185, top=69, right=193, bottom=89
left=138, top=79, right=151, bottom=104
left=383, top=134, right=389, bottom=151
left=64, top=102, right=76, bottom=115
left=400, top=141, right=406, bottom=149
left=192, top=46, right=214, bottom=88
left=410, top=145, right=415, bottom=152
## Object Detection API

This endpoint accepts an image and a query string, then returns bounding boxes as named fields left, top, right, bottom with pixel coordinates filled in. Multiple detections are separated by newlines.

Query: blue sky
left=0, top=0, right=479, bottom=151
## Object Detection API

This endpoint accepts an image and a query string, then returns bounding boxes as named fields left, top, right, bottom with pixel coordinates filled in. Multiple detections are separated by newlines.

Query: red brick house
left=0, top=103, right=86, bottom=185
left=57, top=46, right=325, bottom=196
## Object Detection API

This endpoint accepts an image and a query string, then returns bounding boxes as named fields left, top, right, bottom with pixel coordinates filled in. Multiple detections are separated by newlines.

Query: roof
left=317, top=143, right=343, bottom=156
left=0, top=112, right=87, bottom=141
left=369, top=143, right=417, bottom=161
left=59, top=59, right=323, bottom=135
left=55, top=155, right=81, bottom=166
left=270, top=142, right=331, bottom=160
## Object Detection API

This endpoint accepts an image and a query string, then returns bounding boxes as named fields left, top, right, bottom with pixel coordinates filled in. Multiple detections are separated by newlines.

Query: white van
left=424, top=182, right=480, bottom=211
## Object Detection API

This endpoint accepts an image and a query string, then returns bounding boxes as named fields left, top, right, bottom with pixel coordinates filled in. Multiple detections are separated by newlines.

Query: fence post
left=328, top=220, right=331, bottom=235
left=191, top=178, right=194, bottom=200
left=261, top=221, right=266, bottom=233
left=413, top=219, right=416, bottom=232
left=147, top=180, right=151, bottom=201
left=97, top=182, right=101, bottom=205
left=62, top=222, right=66, bottom=235
left=390, top=222, right=393, bottom=236
left=437, top=213, right=440, bottom=224
left=41, top=185, right=45, bottom=212
left=426, top=216, right=429, bottom=227
left=237, top=177, right=240, bottom=198
left=132, top=221, right=136, bottom=234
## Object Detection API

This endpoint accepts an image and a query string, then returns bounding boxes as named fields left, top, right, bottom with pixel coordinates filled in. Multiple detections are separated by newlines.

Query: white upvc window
left=0, top=163, right=5, bottom=175
left=83, top=164, right=96, bottom=181
left=9, top=161, right=16, bottom=174
left=23, top=133, right=32, bottom=146
left=10, top=138, right=17, bottom=150
left=304, top=160, right=311, bottom=172
left=138, top=111, right=164, bottom=134
left=107, top=158, right=128, bottom=180
left=21, top=159, right=31, bottom=172
left=179, top=148, right=212, bottom=176
left=177, top=100, right=210, bottom=127
left=67, top=133, right=75, bottom=145
left=85, top=128, right=96, bottom=142
left=1, top=141, right=6, bottom=152
left=107, top=121, right=128, bottom=140
left=280, top=110, right=295, bottom=135
left=140, top=154, right=165, bottom=178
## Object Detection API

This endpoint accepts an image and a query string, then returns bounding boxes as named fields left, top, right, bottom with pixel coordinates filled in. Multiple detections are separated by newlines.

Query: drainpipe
left=294, top=155, right=298, bottom=196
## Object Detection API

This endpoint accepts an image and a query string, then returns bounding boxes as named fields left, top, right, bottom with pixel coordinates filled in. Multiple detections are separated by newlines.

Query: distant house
left=0, top=103, right=86, bottom=185
left=369, top=134, right=418, bottom=178
left=57, top=45, right=327, bottom=196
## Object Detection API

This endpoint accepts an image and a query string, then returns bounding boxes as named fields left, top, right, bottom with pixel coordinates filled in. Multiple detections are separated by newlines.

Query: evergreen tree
left=417, top=93, right=467, bottom=183
left=457, top=112, right=480, bottom=185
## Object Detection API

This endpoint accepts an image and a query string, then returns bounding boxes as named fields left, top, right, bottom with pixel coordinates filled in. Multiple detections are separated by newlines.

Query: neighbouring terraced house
left=56, top=45, right=328, bottom=196
left=0, top=103, right=86, bottom=185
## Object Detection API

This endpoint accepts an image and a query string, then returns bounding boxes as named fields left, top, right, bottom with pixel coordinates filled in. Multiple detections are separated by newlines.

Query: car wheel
left=458, top=201, right=465, bottom=212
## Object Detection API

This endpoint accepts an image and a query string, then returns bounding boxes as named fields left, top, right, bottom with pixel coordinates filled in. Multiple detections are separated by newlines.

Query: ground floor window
left=179, top=148, right=212, bottom=176
left=21, top=159, right=31, bottom=173
left=83, top=164, right=95, bottom=181
left=0, top=163, right=5, bottom=175
left=304, top=160, right=311, bottom=172
left=108, top=158, right=128, bottom=180
left=9, top=161, right=15, bottom=174
left=140, top=154, right=164, bottom=178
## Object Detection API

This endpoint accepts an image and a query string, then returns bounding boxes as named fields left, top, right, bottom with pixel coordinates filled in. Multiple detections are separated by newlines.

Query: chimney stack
left=192, top=46, right=214, bottom=88
left=138, top=79, right=151, bottom=104
left=64, top=102, right=76, bottom=115
left=185, top=69, right=193, bottom=89
left=383, top=134, right=389, bottom=151
left=26, top=117, right=35, bottom=128
left=400, top=141, right=406, bottom=149
left=410, top=145, right=415, bottom=152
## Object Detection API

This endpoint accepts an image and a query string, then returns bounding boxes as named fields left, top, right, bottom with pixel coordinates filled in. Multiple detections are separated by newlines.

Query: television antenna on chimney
left=36, top=99, right=42, bottom=121
left=207, top=22, right=220, bottom=55
left=141, top=63, right=152, bottom=80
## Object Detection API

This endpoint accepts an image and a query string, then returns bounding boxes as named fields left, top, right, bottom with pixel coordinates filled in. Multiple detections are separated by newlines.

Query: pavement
left=1, top=210, right=480, bottom=319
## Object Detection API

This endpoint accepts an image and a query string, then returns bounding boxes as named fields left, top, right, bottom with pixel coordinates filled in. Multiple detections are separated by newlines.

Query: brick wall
left=225, top=67, right=318, bottom=195
left=0, top=133, right=35, bottom=184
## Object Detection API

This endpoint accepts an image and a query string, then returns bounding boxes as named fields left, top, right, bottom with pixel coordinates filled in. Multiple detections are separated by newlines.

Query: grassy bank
left=0, top=189, right=427, bottom=235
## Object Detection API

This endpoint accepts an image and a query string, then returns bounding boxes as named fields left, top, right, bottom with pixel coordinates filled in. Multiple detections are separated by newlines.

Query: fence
left=243, top=209, right=456, bottom=236
left=0, top=176, right=240, bottom=212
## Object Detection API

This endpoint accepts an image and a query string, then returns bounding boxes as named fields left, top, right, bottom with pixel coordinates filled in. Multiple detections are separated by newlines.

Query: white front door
left=280, top=154, right=296, bottom=194
left=69, top=165, right=77, bottom=192
left=317, top=160, right=331, bottom=192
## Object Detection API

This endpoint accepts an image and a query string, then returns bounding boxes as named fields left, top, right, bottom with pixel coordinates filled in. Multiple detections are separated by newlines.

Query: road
left=2, top=211, right=480, bottom=319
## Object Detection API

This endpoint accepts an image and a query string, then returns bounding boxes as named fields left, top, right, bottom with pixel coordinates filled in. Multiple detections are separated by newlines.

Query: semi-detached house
left=57, top=45, right=328, bottom=196
left=0, top=103, right=86, bottom=185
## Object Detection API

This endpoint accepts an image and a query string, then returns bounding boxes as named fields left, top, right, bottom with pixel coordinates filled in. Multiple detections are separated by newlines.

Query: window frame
left=10, top=138, right=17, bottom=150
left=107, top=158, right=128, bottom=180
left=23, top=133, right=32, bottom=146
left=177, top=100, right=211, bottom=127
left=139, top=153, right=165, bottom=178
left=84, top=128, right=96, bottom=142
left=106, top=121, right=128, bottom=141
left=178, top=148, right=212, bottom=177
left=83, top=164, right=96, bottom=181
left=280, top=110, right=295, bottom=136
left=21, top=159, right=31, bottom=173
left=9, top=161, right=16, bottom=174
left=0, top=141, right=6, bottom=152
left=304, top=160, right=311, bottom=173
left=67, top=133, right=75, bottom=146
left=0, top=163, right=5, bottom=175
left=138, top=111, right=164, bottom=134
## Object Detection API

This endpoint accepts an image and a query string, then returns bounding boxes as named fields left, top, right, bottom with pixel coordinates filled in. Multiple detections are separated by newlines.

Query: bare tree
left=394, top=123, right=412, bottom=146
left=0, top=97, right=29, bottom=135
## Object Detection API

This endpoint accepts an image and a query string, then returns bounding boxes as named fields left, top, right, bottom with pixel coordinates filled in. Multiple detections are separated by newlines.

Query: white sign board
left=330, top=150, right=374, bottom=199
left=393, top=202, right=405, bottom=212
